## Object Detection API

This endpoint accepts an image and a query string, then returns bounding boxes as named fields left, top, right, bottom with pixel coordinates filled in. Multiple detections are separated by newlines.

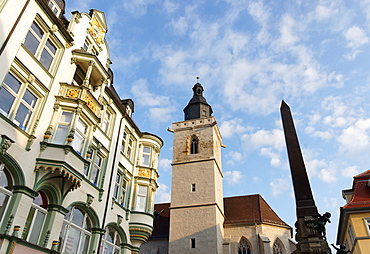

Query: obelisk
left=280, top=101, right=331, bottom=254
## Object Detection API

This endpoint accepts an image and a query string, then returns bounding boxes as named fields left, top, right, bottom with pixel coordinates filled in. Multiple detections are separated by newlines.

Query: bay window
left=53, top=111, right=72, bottom=145
left=135, top=185, right=148, bottom=212
left=141, top=146, right=151, bottom=167
left=73, top=118, right=87, bottom=154
left=59, top=206, right=91, bottom=254
left=23, top=21, right=58, bottom=71
left=0, top=72, right=38, bottom=131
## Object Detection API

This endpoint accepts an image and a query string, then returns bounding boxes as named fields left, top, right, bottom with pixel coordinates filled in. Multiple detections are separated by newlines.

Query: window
left=121, top=132, right=127, bottom=153
left=23, top=192, right=48, bottom=244
left=59, top=206, right=91, bottom=254
left=23, top=21, right=58, bottom=70
left=72, top=65, right=87, bottom=86
left=113, top=173, right=128, bottom=207
left=91, top=153, right=103, bottom=185
left=365, top=218, right=370, bottom=234
left=190, top=135, right=198, bottom=154
left=191, top=184, right=196, bottom=192
left=238, top=238, right=251, bottom=254
left=82, top=38, right=98, bottom=55
left=141, top=146, right=151, bottom=167
left=348, top=224, right=355, bottom=246
left=273, top=240, right=284, bottom=254
left=73, top=118, right=87, bottom=154
left=0, top=73, right=38, bottom=130
left=135, top=185, right=148, bottom=212
left=0, top=163, right=12, bottom=225
left=190, top=238, right=195, bottom=248
left=53, top=111, right=73, bottom=145
left=102, top=110, right=111, bottom=133
left=127, top=138, right=133, bottom=159
left=101, top=226, right=121, bottom=254
left=47, top=0, right=61, bottom=16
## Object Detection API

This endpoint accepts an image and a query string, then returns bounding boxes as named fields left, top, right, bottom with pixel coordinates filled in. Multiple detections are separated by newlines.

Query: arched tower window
left=0, top=162, right=13, bottom=224
left=190, top=135, right=198, bottom=154
left=238, top=238, right=251, bottom=254
left=273, top=239, right=284, bottom=254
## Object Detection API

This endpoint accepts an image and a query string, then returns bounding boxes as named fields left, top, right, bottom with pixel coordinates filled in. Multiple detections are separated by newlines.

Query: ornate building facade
left=140, top=83, right=296, bottom=254
left=0, top=0, right=162, bottom=253
left=337, top=170, right=370, bottom=254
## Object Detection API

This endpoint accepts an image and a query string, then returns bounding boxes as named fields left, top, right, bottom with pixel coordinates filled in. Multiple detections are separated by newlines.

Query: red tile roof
left=150, top=194, right=290, bottom=239
left=343, top=171, right=370, bottom=209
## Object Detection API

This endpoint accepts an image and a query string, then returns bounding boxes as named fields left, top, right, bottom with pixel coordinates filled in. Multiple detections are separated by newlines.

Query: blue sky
left=67, top=0, right=370, bottom=246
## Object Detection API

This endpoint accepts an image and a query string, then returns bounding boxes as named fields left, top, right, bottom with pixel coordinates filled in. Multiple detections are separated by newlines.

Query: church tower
left=169, top=82, right=224, bottom=253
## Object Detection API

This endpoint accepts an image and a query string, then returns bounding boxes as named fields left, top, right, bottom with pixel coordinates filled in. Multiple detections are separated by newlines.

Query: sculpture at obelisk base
left=280, top=101, right=331, bottom=254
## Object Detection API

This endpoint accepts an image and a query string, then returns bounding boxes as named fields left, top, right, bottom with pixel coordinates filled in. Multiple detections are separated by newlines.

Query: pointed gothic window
left=238, top=238, right=251, bottom=254
left=190, top=135, right=198, bottom=154
left=273, top=239, right=284, bottom=254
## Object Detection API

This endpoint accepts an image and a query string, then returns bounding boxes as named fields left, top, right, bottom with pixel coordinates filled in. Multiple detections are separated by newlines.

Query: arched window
left=101, top=225, right=121, bottom=254
left=238, top=238, right=251, bottom=254
left=0, top=162, right=13, bottom=224
left=190, top=135, right=198, bottom=154
left=23, top=191, right=48, bottom=244
left=59, top=206, right=92, bottom=254
left=273, top=239, right=284, bottom=254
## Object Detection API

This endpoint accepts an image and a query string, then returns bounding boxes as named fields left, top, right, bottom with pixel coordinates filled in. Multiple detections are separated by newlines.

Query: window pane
left=65, top=226, right=81, bottom=254
left=28, top=210, right=45, bottom=244
left=135, top=196, right=146, bottom=212
left=31, top=22, right=44, bottom=39
left=73, top=132, right=84, bottom=154
left=23, top=88, right=37, bottom=107
left=143, top=147, right=150, bottom=153
left=45, top=39, right=57, bottom=54
left=79, top=234, right=90, bottom=254
left=0, top=192, right=10, bottom=220
left=24, top=31, right=40, bottom=54
left=40, top=49, right=53, bottom=70
left=71, top=208, right=84, bottom=227
left=54, top=125, right=69, bottom=144
left=14, top=103, right=33, bottom=130
left=0, top=87, right=15, bottom=115
left=23, top=207, right=35, bottom=241
left=3, top=73, right=21, bottom=93
left=91, top=166, right=100, bottom=185
left=60, top=112, right=73, bottom=123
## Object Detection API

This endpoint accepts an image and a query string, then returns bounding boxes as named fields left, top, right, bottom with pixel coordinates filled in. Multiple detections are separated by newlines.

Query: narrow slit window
left=191, top=184, right=196, bottom=192
left=191, top=238, right=195, bottom=248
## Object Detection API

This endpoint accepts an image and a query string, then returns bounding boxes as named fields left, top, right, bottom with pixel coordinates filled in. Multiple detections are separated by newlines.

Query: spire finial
left=196, top=76, right=200, bottom=83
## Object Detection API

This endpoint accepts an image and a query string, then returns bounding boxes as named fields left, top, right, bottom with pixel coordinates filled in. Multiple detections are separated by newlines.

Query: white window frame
left=101, top=226, right=121, bottom=253
left=73, top=117, right=88, bottom=154
left=90, top=152, right=103, bottom=186
left=23, top=20, right=58, bottom=71
left=348, top=224, right=355, bottom=246
left=135, top=185, right=148, bottom=212
left=102, top=110, right=111, bottom=134
left=60, top=206, right=91, bottom=254
left=0, top=163, right=12, bottom=225
left=0, top=72, right=39, bottom=131
left=82, top=37, right=98, bottom=55
left=53, top=111, right=73, bottom=145
left=47, top=0, right=61, bottom=16
left=23, top=203, right=47, bottom=244
left=141, top=146, right=151, bottom=167
left=364, top=218, right=370, bottom=235
left=113, top=172, right=128, bottom=207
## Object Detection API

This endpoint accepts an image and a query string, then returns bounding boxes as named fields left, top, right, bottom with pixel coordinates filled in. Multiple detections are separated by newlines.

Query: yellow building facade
left=337, top=170, right=370, bottom=254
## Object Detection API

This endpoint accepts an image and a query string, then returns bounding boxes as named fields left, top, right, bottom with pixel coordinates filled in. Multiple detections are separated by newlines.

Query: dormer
left=122, top=99, right=134, bottom=117
left=46, top=0, right=65, bottom=17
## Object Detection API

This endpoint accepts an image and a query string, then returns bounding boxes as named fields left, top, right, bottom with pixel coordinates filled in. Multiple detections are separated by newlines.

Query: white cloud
left=242, top=129, right=285, bottom=151
left=279, top=14, right=299, bottom=46
left=344, top=25, right=369, bottom=49
left=219, top=118, right=251, bottom=138
left=163, top=0, right=179, bottom=13
left=337, top=118, right=370, bottom=153
left=341, top=166, right=359, bottom=178
left=318, top=166, right=338, bottom=183
left=159, top=158, right=172, bottom=172
left=270, top=178, right=290, bottom=197
left=226, top=151, right=243, bottom=165
left=224, top=170, right=244, bottom=184
left=323, top=197, right=338, bottom=208
left=260, top=147, right=282, bottom=168
left=155, top=183, right=171, bottom=203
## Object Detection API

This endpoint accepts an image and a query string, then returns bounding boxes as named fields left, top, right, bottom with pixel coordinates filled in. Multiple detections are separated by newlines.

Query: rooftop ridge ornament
left=280, top=100, right=331, bottom=254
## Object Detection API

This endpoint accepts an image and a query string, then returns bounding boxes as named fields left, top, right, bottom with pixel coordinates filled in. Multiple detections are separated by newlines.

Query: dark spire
left=280, top=100, right=318, bottom=218
left=183, top=82, right=213, bottom=120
